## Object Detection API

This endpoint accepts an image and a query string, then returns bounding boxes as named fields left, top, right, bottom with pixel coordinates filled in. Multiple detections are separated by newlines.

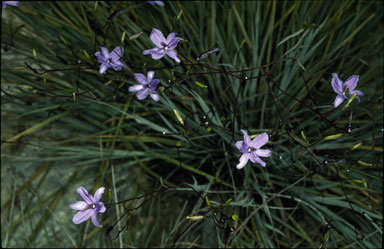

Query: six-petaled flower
left=129, top=71, right=160, bottom=101
left=143, top=28, right=184, bottom=63
left=2, top=1, right=18, bottom=8
left=69, top=187, right=106, bottom=227
left=95, top=46, right=125, bottom=74
left=331, top=73, right=364, bottom=108
left=236, top=130, right=272, bottom=169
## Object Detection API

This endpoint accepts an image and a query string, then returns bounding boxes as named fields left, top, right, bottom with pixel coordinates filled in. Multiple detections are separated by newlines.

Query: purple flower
left=94, top=46, right=125, bottom=74
left=331, top=73, right=364, bottom=108
left=236, top=130, right=272, bottom=169
left=143, top=28, right=183, bottom=63
left=148, top=1, right=164, bottom=6
left=69, top=187, right=106, bottom=227
left=2, top=1, right=18, bottom=8
left=129, top=71, right=160, bottom=101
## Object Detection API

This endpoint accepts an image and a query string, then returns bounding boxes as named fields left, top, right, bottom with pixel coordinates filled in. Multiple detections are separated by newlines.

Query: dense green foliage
left=1, top=1, right=383, bottom=248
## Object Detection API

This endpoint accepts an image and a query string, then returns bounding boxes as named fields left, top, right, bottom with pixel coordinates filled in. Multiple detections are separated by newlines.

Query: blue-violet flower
left=236, top=130, right=272, bottom=169
left=129, top=71, right=160, bottom=101
left=95, top=46, right=125, bottom=74
left=2, top=1, right=18, bottom=8
left=69, top=187, right=106, bottom=227
left=148, top=1, right=164, bottom=6
left=143, top=28, right=183, bottom=63
left=331, top=73, right=364, bottom=108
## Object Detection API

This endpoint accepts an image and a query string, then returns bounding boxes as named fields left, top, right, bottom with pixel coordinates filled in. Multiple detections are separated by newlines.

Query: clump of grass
left=1, top=1, right=382, bottom=248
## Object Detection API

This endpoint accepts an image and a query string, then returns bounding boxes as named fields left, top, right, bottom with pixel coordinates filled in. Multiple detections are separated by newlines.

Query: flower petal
left=77, top=187, right=94, bottom=204
left=136, top=89, right=150, bottom=100
left=72, top=209, right=93, bottom=224
left=250, top=132, right=269, bottom=149
left=147, top=71, right=155, bottom=81
left=110, top=46, right=124, bottom=60
left=150, top=28, right=167, bottom=47
left=166, top=50, right=181, bottom=63
left=129, top=84, right=144, bottom=92
left=255, top=149, right=272, bottom=157
left=91, top=210, right=102, bottom=227
left=331, top=73, right=343, bottom=94
left=143, top=47, right=160, bottom=55
left=334, top=94, right=345, bottom=108
left=149, top=79, right=160, bottom=92
left=236, top=141, right=243, bottom=151
left=69, top=201, right=87, bottom=211
left=99, top=63, right=109, bottom=74
left=168, top=37, right=183, bottom=50
left=344, top=75, right=359, bottom=91
left=150, top=93, right=160, bottom=101
left=151, top=49, right=167, bottom=60
left=236, top=153, right=250, bottom=169
left=240, top=129, right=251, bottom=146
left=134, top=73, right=148, bottom=85
left=166, top=32, right=177, bottom=44
left=94, top=52, right=105, bottom=63
left=99, top=46, right=110, bottom=59
left=350, top=90, right=364, bottom=102
left=97, top=202, right=106, bottom=213
left=93, top=187, right=105, bottom=203
left=255, top=157, right=266, bottom=167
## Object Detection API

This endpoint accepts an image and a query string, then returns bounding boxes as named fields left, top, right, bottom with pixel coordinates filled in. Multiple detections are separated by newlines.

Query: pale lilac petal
left=72, top=209, right=93, bottom=224
left=168, top=38, right=183, bottom=50
left=98, top=202, right=106, bottom=213
left=147, top=71, right=155, bottom=81
left=69, top=201, right=87, bottom=211
left=255, top=149, right=272, bottom=157
left=240, top=129, right=251, bottom=146
left=148, top=1, right=164, bottom=6
left=344, top=75, right=359, bottom=91
left=166, top=32, right=177, bottom=44
left=93, top=187, right=105, bottom=203
left=150, top=93, right=160, bottom=101
left=166, top=50, right=181, bottom=63
left=149, top=79, right=160, bottom=92
left=137, top=89, right=150, bottom=100
left=3, top=1, right=19, bottom=8
left=110, top=47, right=124, bottom=60
left=151, top=49, right=167, bottom=60
left=99, top=46, right=109, bottom=59
left=250, top=132, right=269, bottom=149
left=350, top=90, right=364, bottom=102
left=236, top=141, right=243, bottom=151
left=236, top=153, right=250, bottom=169
left=331, top=73, right=343, bottom=94
left=129, top=84, right=144, bottom=92
left=94, top=52, right=105, bottom=63
left=134, top=73, right=148, bottom=85
left=150, top=28, right=167, bottom=47
left=99, top=63, right=109, bottom=74
left=255, top=157, right=266, bottom=167
left=143, top=47, right=161, bottom=55
left=334, top=94, right=345, bottom=108
left=90, top=210, right=102, bottom=227
left=77, top=187, right=94, bottom=204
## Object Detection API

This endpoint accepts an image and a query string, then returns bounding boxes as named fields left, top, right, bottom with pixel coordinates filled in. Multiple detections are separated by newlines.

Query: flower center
left=106, top=59, right=112, bottom=64
left=86, top=204, right=96, bottom=210
left=247, top=147, right=256, bottom=153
